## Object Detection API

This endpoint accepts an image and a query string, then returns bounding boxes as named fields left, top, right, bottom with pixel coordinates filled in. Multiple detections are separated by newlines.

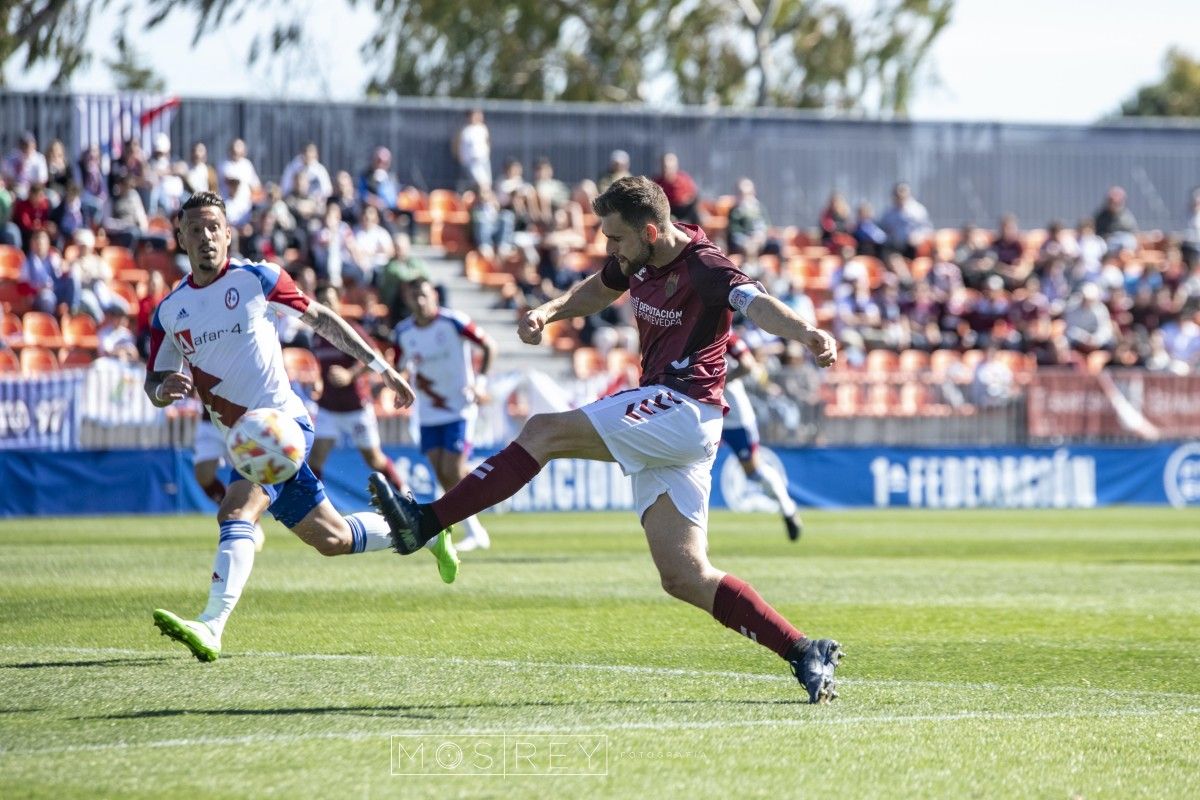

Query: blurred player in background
left=370, top=177, right=843, bottom=702
left=145, top=191, right=456, bottom=664
left=306, top=284, right=407, bottom=494
left=391, top=277, right=497, bottom=552
left=722, top=334, right=803, bottom=541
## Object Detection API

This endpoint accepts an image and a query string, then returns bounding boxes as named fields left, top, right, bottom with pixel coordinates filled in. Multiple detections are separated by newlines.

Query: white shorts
left=581, top=385, right=723, bottom=527
left=194, top=419, right=230, bottom=466
left=314, top=406, right=381, bottom=450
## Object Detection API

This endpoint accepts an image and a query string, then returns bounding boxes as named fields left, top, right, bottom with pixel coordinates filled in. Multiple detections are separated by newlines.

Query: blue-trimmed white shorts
left=721, top=425, right=759, bottom=462
left=227, top=416, right=327, bottom=528
left=419, top=418, right=473, bottom=456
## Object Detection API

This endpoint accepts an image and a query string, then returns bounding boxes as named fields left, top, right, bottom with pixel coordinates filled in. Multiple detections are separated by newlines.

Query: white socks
left=750, top=464, right=798, bottom=518
left=197, top=519, right=258, bottom=639
left=344, top=512, right=394, bottom=553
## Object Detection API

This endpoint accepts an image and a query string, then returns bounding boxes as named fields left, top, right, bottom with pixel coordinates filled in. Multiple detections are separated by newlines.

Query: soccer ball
left=226, top=408, right=306, bottom=485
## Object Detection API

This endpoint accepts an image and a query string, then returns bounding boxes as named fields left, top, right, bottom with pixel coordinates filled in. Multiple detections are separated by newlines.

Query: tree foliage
left=0, top=0, right=108, bottom=88
left=2, top=0, right=953, bottom=115
left=1120, top=48, right=1200, bottom=118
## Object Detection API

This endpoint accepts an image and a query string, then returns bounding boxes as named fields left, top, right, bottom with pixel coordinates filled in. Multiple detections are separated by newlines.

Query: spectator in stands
left=727, top=178, right=781, bottom=265
left=495, top=157, right=533, bottom=232
left=652, top=152, right=700, bottom=225
left=1028, top=318, right=1076, bottom=368
left=469, top=185, right=515, bottom=261
left=537, top=207, right=587, bottom=291
left=879, top=182, right=932, bottom=259
left=136, top=270, right=169, bottom=359
left=378, top=232, right=431, bottom=324
left=1036, top=220, right=1079, bottom=272
left=44, top=139, right=70, bottom=205
left=281, top=143, right=332, bottom=204
left=597, top=149, right=632, bottom=195
left=991, top=213, right=1023, bottom=266
left=219, top=138, right=261, bottom=227
left=50, top=182, right=85, bottom=248
left=145, top=133, right=173, bottom=198
left=852, top=202, right=887, bottom=258
left=71, top=228, right=128, bottom=321
left=0, top=174, right=19, bottom=248
left=20, top=230, right=60, bottom=314
left=358, top=145, right=402, bottom=211
left=1144, top=330, right=1178, bottom=373
left=354, top=204, right=395, bottom=286
left=832, top=261, right=884, bottom=348
left=1093, top=186, right=1137, bottom=253
left=97, top=307, right=139, bottom=362
left=106, top=175, right=150, bottom=249
left=1163, top=309, right=1200, bottom=369
left=970, top=346, right=1015, bottom=407
left=76, top=145, right=108, bottom=225
left=108, top=137, right=148, bottom=203
left=1182, top=189, right=1200, bottom=268
left=956, top=224, right=997, bottom=290
left=311, top=202, right=363, bottom=288
left=2, top=132, right=48, bottom=198
left=454, top=108, right=492, bottom=191
left=185, top=141, right=217, bottom=194
left=970, top=275, right=1013, bottom=348
left=528, top=156, right=570, bottom=229
left=875, top=281, right=907, bottom=350
left=819, top=192, right=853, bottom=248
left=777, top=275, right=817, bottom=326
left=900, top=281, right=943, bottom=351
left=1064, top=283, right=1115, bottom=352
left=238, top=206, right=289, bottom=263
left=149, top=161, right=188, bottom=217
left=13, top=182, right=51, bottom=251
left=331, top=170, right=361, bottom=228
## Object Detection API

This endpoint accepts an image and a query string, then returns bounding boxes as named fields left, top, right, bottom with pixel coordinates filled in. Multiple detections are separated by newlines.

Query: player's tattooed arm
left=301, top=301, right=382, bottom=366
left=302, top=301, right=416, bottom=407
left=743, top=292, right=838, bottom=369
left=145, top=370, right=193, bottom=407
left=518, top=272, right=623, bottom=344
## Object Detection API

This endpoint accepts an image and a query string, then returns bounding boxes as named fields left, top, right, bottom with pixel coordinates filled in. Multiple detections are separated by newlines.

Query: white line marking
left=3, top=708, right=1199, bottom=757
left=2, top=644, right=1197, bottom=701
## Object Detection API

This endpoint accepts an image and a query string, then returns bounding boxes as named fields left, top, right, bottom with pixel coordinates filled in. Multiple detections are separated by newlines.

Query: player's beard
left=619, top=241, right=655, bottom=276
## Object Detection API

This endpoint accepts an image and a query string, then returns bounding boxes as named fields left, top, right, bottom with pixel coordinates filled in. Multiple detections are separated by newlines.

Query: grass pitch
left=1, top=508, right=1199, bottom=799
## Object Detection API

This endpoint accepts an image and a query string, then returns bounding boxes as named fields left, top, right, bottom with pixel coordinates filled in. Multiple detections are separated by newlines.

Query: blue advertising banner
left=3, top=443, right=1199, bottom=517
left=0, top=373, right=81, bottom=451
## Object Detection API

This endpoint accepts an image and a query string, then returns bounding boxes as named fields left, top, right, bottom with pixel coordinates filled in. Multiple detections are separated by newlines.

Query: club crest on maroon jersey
left=665, top=272, right=679, bottom=297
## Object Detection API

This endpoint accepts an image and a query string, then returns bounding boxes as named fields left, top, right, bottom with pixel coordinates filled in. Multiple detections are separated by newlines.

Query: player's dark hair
left=592, top=175, right=671, bottom=229
left=181, top=191, right=227, bottom=216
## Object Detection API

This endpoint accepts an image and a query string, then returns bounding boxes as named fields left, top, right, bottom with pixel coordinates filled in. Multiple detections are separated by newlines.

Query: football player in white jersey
left=721, top=334, right=803, bottom=541
left=144, top=191, right=458, bottom=663
left=391, top=277, right=497, bottom=551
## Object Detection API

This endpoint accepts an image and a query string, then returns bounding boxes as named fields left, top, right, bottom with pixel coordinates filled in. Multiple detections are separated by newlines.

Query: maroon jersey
left=311, top=320, right=371, bottom=412
left=600, top=224, right=761, bottom=407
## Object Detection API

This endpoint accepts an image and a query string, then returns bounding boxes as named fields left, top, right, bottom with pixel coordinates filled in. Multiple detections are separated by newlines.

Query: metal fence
left=4, top=361, right=1196, bottom=452
left=4, top=90, right=1200, bottom=231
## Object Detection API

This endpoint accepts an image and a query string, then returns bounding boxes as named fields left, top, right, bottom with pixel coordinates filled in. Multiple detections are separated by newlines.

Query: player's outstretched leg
left=643, top=493, right=842, bottom=703
left=745, top=461, right=803, bottom=542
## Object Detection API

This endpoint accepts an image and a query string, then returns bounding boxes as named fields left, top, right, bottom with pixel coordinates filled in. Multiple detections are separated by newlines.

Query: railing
left=3, top=359, right=1197, bottom=452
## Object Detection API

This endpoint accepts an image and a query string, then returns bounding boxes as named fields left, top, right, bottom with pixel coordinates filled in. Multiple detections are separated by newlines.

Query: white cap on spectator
left=154, top=133, right=171, bottom=153
left=610, top=149, right=630, bottom=165
left=74, top=228, right=95, bottom=248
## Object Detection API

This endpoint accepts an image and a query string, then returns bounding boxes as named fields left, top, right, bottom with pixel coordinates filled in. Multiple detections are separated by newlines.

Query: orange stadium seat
left=62, top=314, right=99, bottom=350
left=0, top=281, right=30, bottom=315
left=2, top=311, right=23, bottom=347
left=0, top=348, right=18, bottom=373
left=102, top=245, right=136, bottom=273
left=112, top=281, right=140, bottom=310
left=22, top=312, right=65, bottom=349
left=929, top=349, right=962, bottom=380
left=60, top=347, right=95, bottom=368
left=0, top=244, right=23, bottom=281
left=572, top=347, right=603, bottom=380
left=960, top=349, right=986, bottom=372
left=897, top=349, right=930, bottom=376
left=20, top=346, right=60, bottom=374
left=865, top=349, right=899, bottom=377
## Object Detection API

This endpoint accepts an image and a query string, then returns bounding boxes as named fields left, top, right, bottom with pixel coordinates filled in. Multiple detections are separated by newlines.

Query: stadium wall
left=3, top=443, right=1198, bottom=517
left=4, top=91, right=1200, bottom=231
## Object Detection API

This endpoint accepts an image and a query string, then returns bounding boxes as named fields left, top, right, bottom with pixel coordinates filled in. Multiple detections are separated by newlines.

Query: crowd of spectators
left=3, top=118, right=1199, bottom=413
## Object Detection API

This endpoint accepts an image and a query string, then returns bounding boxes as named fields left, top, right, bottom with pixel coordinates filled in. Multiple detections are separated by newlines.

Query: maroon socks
left=711, top=574, right=805, bottom=658
left=430, top=442, right=541, bottom=529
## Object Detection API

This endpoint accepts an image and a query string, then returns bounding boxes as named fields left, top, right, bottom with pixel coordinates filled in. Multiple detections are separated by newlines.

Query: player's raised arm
left=740, top=289, right=838, bottom=369
left=301, top=301, right=416, bottom=408
left=518, top=271, right=623, bottom=345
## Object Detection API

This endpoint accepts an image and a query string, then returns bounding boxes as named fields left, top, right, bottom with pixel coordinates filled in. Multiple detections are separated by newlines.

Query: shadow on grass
left=2, top=657, right=173, bottom=670
left=86, top=697, right=809, bottom=722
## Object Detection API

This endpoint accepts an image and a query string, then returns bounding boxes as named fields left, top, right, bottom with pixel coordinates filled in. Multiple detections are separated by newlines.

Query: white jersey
left=149, top=259, right=312, bottom=433
left=723, top=334, right=757, bottom=430
left=391, top=308, right=486, bottom=426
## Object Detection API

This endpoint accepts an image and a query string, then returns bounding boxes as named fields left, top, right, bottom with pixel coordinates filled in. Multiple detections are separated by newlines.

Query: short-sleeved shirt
left=600, top=224, right=761, bottom=408
left=148, top=259, right=311, bottom=432
left=312, top=319, right=372, bottom=412
left=391, top=308, right=488, bottom=426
